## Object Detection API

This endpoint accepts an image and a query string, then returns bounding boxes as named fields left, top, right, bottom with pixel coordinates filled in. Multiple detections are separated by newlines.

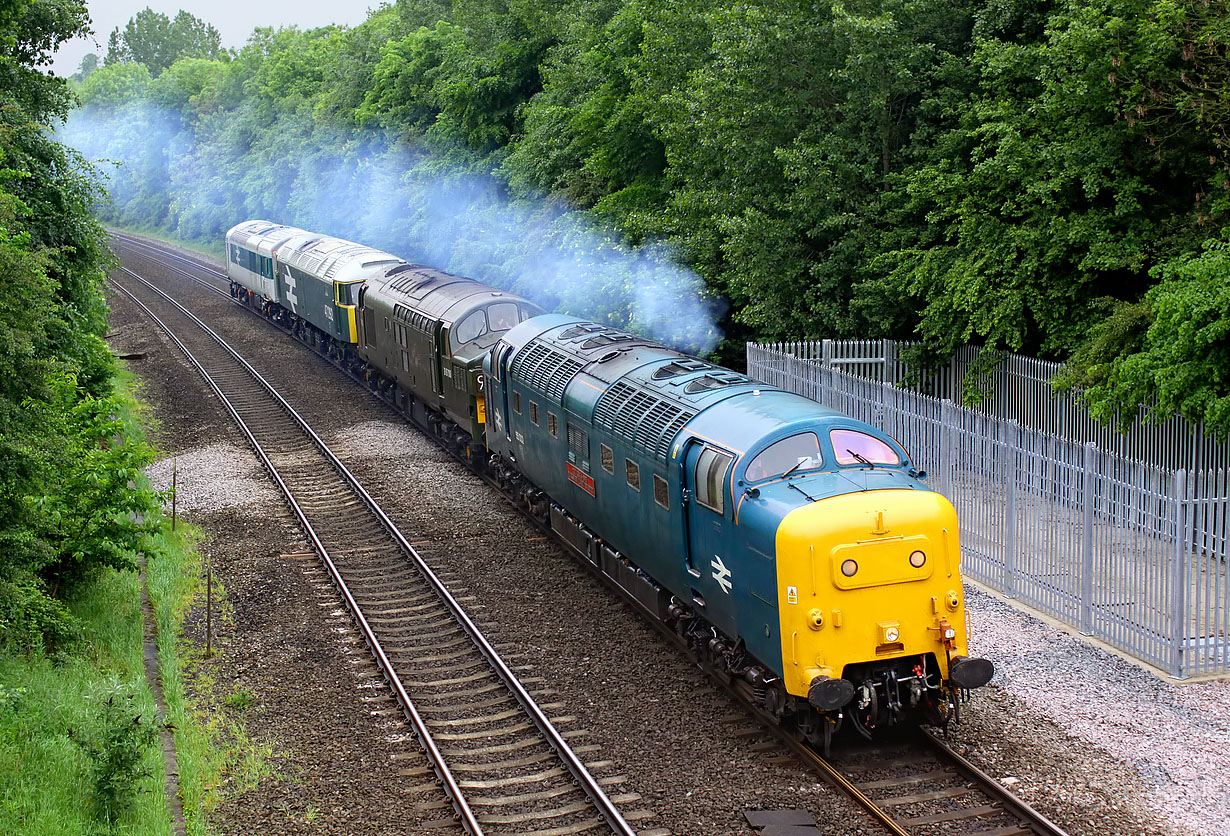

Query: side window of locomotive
left=530, top=401, right=539, bottom=425
left=513, top=391, right=522, bottom=414
left=695, top=448, right=735, bottom=515
left=653, top=475, right=669, bottom=510
left=600, top=444, right=614, bottom=474
left=454, top=309, right=488, bottom=344
left=745, top=433, right=823, bottom=482
left=625, top=459, right=641, bottom=491
left=548, top=413, right=559, bottom=438
left=830, top=429, right=901, bottom=466
left=487, top=302, right=519, bottom=332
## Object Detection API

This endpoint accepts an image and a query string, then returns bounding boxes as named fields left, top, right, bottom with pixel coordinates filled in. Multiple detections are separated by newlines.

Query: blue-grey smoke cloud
left=60, top=102, right=725, bottom=355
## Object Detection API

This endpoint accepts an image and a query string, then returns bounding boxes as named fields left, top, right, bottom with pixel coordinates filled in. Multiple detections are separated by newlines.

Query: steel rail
left=111, top=266, right=638, bottom=836
left=109, top=231, right=229, bottom=281
left=919, top=728, right=1070, bottom=836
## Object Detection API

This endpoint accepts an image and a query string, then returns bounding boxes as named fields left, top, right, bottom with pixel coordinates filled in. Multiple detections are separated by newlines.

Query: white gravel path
left=145, top=442, right=278, bottom=513
left=966, top=585, right=1230, bottom=835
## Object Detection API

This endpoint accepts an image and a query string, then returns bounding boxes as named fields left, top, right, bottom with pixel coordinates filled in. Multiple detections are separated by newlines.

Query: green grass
left=0, top=568, right=171, bottom=836
left=144, top=524, right=273, bottom=835
left=118, top=364, right=274, bottom=833
left=0, top=365, right=275, bottom=835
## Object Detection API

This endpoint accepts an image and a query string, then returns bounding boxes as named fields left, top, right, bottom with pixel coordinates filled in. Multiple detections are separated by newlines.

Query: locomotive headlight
left=909, top=550, right=926, bottom=568
left=885, top=626, right=900, bottom=642
left=841, top=559, right=858, bottom=577
left=878, top=621, right=901, bottom=644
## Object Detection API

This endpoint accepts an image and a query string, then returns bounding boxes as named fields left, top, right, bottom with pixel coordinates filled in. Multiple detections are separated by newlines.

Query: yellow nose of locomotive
left=774, top=489, right=977, bottom=701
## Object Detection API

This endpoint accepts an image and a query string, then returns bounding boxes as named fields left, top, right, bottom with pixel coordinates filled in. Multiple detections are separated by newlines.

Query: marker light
left=909, top=550, right=926, bottom=568
left=841, top=559, right=858, bottom=577
left=885, top=626, right=900, bottom=642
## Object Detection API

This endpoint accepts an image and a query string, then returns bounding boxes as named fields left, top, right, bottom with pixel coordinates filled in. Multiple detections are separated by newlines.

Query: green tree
left=106, top=7, right=224, bottom=75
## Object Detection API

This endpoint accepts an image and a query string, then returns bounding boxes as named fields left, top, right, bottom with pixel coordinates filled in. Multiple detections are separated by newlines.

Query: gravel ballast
left=962, top=588, right=1229, bottom=836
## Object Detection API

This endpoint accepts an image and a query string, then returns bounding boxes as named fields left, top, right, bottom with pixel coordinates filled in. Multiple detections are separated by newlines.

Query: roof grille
left=512, top=342, right=582, bottom=401
left=593, top=380, right=696, bottom=463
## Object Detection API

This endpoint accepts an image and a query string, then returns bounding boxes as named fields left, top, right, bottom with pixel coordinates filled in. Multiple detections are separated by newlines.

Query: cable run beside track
left=110, top=264, right=640, bottom=836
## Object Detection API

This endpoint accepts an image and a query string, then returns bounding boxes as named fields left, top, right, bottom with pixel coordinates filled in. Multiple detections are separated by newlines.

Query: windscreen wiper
left=847, top=449, right=874, bottom=468
left=782, top=458, right=807, bottom=479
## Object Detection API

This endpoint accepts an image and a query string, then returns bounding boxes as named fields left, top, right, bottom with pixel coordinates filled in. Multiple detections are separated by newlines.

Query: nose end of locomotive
left=948, top=654, right=995, bottom=689
left=807, top=674, right=855, bottom=711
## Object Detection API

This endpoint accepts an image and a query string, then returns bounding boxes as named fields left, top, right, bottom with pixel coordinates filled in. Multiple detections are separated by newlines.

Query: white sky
left=52, top=1, right=377, bottom=76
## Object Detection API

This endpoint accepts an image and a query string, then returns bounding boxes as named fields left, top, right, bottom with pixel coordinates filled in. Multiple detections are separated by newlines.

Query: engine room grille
left=512, top=342, right=583, bottom=401
left=567, top=423, right=588, bottom=459
left=593, top=381, right=696, bottom=463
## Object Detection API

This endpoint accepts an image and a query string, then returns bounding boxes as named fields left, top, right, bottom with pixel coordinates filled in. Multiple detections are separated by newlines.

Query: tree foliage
left=0, top=0, right=162, bottom=648
left=63, top=0, right=1230, bottom=433
left=105, top=7, right=225, bottom=75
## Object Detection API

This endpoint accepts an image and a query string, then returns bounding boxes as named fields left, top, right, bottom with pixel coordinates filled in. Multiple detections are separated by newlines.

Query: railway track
left=110, top=231, right=1072, bottom=836
left=109, top=259, right=642, bottom=836
left=793, top=729, right=1070, bottom=836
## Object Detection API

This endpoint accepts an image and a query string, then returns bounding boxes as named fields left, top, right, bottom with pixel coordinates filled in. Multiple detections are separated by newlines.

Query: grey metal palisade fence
left=747, top=339, right=1230, bottom=678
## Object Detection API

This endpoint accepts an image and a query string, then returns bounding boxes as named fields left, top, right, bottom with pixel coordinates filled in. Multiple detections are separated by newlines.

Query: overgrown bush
left=74, top=690, right=161, bottom=826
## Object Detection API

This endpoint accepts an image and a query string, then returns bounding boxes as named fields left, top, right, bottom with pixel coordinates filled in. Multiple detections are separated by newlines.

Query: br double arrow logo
left=711, top=554, right=732, bottom=594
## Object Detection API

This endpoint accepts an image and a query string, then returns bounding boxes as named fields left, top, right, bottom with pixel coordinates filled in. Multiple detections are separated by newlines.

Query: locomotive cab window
left=695, top=447, right=735, bottom=515
left=745, top=433, right=822, bottom=482
left=455, top=309, right=487, bottom=344
left=335, top=281, right=361, bottom=305
left=830, top=429, right=901, bottom=466
left=487, top=302, right=520, bottom=331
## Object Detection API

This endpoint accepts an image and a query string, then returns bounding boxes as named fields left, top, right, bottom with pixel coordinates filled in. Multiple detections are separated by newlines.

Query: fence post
left=821, top=338, right=833, bottom=370
left=1079, top=441, right=1096, bottom=634
left=882, top=339, right=897, bottom=385
left=1170, top=468, right=1190, bottom=677
left=940, top=399, right=955, bottom=499
left=1003, top=421, right=1019, bottom=598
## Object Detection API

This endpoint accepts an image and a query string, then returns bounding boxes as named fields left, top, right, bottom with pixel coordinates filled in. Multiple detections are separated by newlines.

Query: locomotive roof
left=226, top=220, right=406, bottom=283
left=367, top=264, right=539, bottom=325
left=226, top=219, right=307, bottom=254
left=276, top=235, right=404, bottom=284
left=502, top=315, right=858, bottom=466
